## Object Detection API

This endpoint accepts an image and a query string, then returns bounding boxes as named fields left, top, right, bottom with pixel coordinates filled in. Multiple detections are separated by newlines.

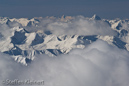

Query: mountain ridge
left=0, top=15, right=129, bottom=65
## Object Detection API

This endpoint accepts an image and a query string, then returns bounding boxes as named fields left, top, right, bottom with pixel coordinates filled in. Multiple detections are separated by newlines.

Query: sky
left=0, top=0, right=129, bottom=19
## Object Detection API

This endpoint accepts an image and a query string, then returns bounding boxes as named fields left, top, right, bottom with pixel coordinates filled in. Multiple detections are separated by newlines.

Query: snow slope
left=0, top=15, right=129, bottom=65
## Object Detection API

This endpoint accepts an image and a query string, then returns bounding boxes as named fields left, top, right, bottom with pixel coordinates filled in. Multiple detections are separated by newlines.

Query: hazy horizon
left=0, top=0, right=129, bottom=19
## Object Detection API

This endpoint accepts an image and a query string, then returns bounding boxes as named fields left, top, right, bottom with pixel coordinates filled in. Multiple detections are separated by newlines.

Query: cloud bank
left=0, top=40, right=129, bottom=86
left=25, top=16, right=117, bottom=36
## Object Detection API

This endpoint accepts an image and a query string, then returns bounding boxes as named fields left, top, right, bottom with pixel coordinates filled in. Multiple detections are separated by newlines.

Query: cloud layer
left=25, top=16, right=117, bottom=36
left=0, top=40, right=129, bottom=86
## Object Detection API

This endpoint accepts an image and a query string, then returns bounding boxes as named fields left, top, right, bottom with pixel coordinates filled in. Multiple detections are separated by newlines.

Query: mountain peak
left=91, top=14, right=101, bottom=20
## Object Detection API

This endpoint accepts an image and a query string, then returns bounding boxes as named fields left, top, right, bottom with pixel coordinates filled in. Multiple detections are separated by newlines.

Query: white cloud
left=0, top=24, right=12, bottom=40
left=47, top=17, right=116, bottom=36
left=24, top=16, right=117, bottom=36
left=0, top=40, right=129, bottom=86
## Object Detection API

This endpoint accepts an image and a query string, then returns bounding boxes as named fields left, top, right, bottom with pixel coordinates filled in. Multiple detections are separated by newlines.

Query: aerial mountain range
left=0, top=15, right=129, bottom=65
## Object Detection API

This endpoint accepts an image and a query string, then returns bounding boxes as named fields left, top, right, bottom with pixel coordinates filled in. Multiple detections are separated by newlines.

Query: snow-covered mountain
left=0, top=15, right=129, bottom=65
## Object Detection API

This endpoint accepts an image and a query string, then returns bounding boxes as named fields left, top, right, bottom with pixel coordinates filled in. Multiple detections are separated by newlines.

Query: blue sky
left=0, top=0, right=129, bottom=19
